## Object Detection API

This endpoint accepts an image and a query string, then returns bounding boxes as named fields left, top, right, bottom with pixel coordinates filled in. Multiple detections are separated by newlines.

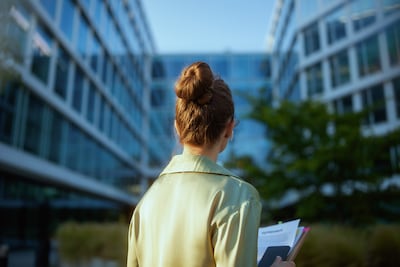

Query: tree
left=227, top=94, right=400, bottom=225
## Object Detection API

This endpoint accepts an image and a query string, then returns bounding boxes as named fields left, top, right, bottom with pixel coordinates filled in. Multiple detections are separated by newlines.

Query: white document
left=257, top=219, right=300, bottom=262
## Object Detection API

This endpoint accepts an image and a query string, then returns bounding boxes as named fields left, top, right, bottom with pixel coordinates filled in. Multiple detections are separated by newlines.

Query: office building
left=268, top=0, right=400, bottom=135
left=151, top=53, right=272, bottom=167
left=0, top=0, right=167, bottom=249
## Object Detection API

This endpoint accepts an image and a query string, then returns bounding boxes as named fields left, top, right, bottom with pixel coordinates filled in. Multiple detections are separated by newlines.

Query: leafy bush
left=56, top=222, right=128, bottom=266
left=295, top=224, right=400, bottom=267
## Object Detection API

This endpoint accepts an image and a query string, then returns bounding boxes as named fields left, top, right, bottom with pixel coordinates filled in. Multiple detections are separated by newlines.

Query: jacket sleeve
left=126, top=214, right=139, bottom=267
left=212, top=194, right=262, bottom=267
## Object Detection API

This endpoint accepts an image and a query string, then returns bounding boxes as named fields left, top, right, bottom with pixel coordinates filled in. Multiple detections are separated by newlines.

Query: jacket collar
left=160, top=151, right=239, bottom=178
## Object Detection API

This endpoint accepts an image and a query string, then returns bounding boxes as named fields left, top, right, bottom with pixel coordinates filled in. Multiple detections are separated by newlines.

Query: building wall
left=269, top=0, right=400, bottom=136
left=0, top=0, right=163, bottom=248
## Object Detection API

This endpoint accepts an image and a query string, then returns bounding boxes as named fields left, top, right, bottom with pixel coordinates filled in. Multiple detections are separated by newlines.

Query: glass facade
left=362, top=84, right=387, bottom=124
left=0, top=0, right=160, bottom=253
left=329, top=49, right=350, bottom=88
left=386, top=19, right=400, bottom=66
left=269, top=0, right=400, bottom=178
left=356, top=35, right=381, bottom=77
left=306, top=63, right=323, bottom=96
left=152, top=54, right=272, bottom=167
left=303, top=23, right=320, bottom=56
left=266, top=0, right=400, bottom=226
left=326, top=6, right=347, bottom=45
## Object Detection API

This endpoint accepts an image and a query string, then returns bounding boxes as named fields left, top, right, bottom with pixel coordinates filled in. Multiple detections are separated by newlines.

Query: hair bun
left=175, top=62, right=214, bottom=105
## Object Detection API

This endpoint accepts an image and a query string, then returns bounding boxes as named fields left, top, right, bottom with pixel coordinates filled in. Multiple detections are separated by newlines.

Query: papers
left=257, top=219, right=300, bottom=262
left=257, top=219, right=310, bottom=265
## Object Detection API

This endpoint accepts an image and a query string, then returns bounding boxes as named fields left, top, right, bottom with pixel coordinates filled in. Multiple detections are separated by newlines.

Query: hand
left=270, top=256, right=295, bottom=267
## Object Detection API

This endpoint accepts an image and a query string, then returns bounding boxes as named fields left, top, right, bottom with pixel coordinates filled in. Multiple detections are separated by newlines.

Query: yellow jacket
left=127, top=152, right=261, bottom=267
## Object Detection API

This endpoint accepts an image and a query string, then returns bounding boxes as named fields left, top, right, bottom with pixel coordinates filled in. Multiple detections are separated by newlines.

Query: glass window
left=72, top=67, right=84, bottom=112
left=91, top=0, right=103, bottom=29
left=297, top=0, right=318, bottom=22
left=334, top=95, right=353, bottom=114
left=90, top=35, right=101, bottom=74
left=0, top=81, right=19, bottom=144
left=54, top=46, right=70, bottom=99
left=79, top=0, right=91, bottom=13
left=356, top=35, right=381, bottom=77
left=65, top=123, right=81, bottom=171
left=39, top=0, right=57, bottom=19
left=86, top=83, right=97, bottom=124
left=101, top=54, right=109, bottom=85
left=326, top=7, right=347, bottom=45
left=303, top=23, right=320, bottom=56
left=48, top=110, right=66, bottom=163
left=6, top=2, right=31, bottom=63
left=383, top=0, right=400, bottom=16
left=24, top=93, right=44, bottom=154
left=59, top=0, right=75, bottom=42
left=385, top=20, right=400, bottom=66
left=329, top=49, right=350, bottom=88
left=231, top=56, right=250, bottom=79
left=76, top=14, right=89, bottom=59
left=393, top=77, right=400, bottom=118
left=362, top=84, right=387, bottom=124
left=31, top=22, right=53, bottom=84
left=350, top=0, right=376, bottom=32
left=98, top=96, right=105, bottom=132
left=306, top=63, right=323, bottom=96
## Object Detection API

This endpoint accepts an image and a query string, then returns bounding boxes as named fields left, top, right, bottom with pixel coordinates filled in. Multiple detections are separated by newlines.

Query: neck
left=183, top=144, right=220, bottom=162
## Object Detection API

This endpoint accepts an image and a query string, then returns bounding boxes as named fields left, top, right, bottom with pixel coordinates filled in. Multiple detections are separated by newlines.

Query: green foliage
left=295, top=224, right=400, bottom=267
left=56, top=222, right=128, bottom=266
left=227, top=91, right=400, bottom=224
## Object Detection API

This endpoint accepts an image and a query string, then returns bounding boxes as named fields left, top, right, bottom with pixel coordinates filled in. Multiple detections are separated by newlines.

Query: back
left=127, top=153, right=261, bottom=267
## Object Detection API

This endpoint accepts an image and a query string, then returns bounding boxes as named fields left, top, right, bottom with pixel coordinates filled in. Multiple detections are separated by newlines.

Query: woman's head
left=174, top=61, right=234, bottom=146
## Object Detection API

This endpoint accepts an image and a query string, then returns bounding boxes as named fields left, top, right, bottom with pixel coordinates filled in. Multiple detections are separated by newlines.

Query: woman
left=127, top=62, right=295, bottom=267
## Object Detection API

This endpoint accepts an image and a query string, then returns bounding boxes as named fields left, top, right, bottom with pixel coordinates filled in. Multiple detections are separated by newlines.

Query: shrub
left=56, top=222, right=128, bottom=266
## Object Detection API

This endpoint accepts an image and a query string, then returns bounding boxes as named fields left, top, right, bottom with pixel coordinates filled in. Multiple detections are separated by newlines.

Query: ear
left=224, top=119, right=235, bottom=139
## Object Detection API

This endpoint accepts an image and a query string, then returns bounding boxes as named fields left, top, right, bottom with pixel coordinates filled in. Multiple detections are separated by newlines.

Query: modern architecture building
left=268, top=0, right=400, bottom=137
left=0, top=0, right=168, bottom=251
left=151, top=53, right=272, bottom=167
left=267, top=0, right=400, bottom=183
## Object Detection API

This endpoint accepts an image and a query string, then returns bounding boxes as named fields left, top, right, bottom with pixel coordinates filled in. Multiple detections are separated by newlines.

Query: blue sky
left=142, top=0, right=276, bottom=54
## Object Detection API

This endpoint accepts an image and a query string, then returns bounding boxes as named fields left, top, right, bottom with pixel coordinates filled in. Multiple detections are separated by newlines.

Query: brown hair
left=174, top=61, right=234, bottom=146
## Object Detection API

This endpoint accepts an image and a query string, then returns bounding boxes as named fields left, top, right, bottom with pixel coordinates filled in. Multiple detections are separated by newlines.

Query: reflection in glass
left=65, top=123, right=81, bottom=171
left=54, top=46, right=70, bottom=99
left=48, top=110, right=66, bottom=163
left=393, top=77, right=400, bottom=118
left=76, top=14, right=89, bottom=59
left=329, top=49, right=350, bottom=88
left=39, top=0, right=56, bottom=19
left=306, top=63, right=323, bottom=96
left=356, top=36, right=381, bottom=77
left=350, top=0, right=376, bottom=32
left=362, top=84, right=387, bottom=124
left=31, top=22, right=52, bottom=84
left=383, top=0, right=400, bottom=15
left=0, top=82, right=18, bottom=144
left=303, top=23, right=320, bottom=56
left=24, top=93, right=44, bottom=155
left=334, top=95, right=353, bottom=114
left=60, top=0, right=75, bottom=42
left=326, top=7, right=347, bottom=45
left=72, top=67, right=84, bottom=112
left=86, top=83, right=97, bottom=124
left=6, top=2, right=30, bottom=63
left=385, top=20, right=400, bottom=66
left=90, top=35, right=101, bottom=74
